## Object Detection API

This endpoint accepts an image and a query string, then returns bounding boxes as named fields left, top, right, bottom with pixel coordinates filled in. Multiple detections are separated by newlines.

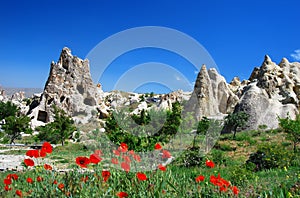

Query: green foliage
left=246, top=143, right=295, bottom=171
left=279, top=114, right=300, bottom=153
left=0, top=101, right=19, bottom=120
left=2, top=115, right=32, bottom=144
left=105, top=102, right=182, bottom=152
left=175, top=147, right=204, bottom=167
left=224, top=111, right=249, bottom=139
left=37, top=106, right=76, bottom=146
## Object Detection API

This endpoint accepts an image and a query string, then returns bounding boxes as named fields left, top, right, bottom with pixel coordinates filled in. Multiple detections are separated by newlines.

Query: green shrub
left=175, top=147, right=204, bottom=167
left=246, top=143, right=295, bottom=171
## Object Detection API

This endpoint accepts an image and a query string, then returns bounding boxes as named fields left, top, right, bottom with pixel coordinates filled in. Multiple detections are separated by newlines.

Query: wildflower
left=81, top=176, right=88, bottom=183
left=4, top=185, right=12, bottom=191
left=7, top=173, right=18, bottom=180
left=117, top=191, right=128, bottom=198
left=26, top=177, right=33, bottom=184
left=39, top=149, right=47, bottom=157
left=136, top=172, right=147, bottom=181
left=58, top=183, right=64, bottom=190
left=37, top=176, right=43, bottom=182
left=121, top=162, right=130, bottom=172
left=53, top=180, right=58, bottom=185
left=4, top=178, right=12, bottom=185
left=231, top=186, right=239, bottom=195
left=195, top=175, right=205, bottom=182
left=44, top=164, right=53, bottom=170
left=41, top=142, right=52, bottom=153
left=90, top=153, right=102, bottom=164
left=220, top=186, right=227, bottom=192
left=26, top=149, right=40, bottom=158
left=102, top=170, right=110, bottom=182
left=75, top=156, right=90, bottom=168
left=128, top=150, right=135, bottom=155
left=205, top=160, right=215, bottom=168
left=162, top=150, right=171, bottom=159
left=94, top=149, right=102, bottom=156
left=16, top=189, right=22, bottom=197
left=113, top=149, right=120, bottom=156
left=158, top=164, right=166, bottom=171
left=133, top=154, right=141, bottom=162
left=119, top=143, right=128, bottom=153
left=111, top=158, right=119, bottom=164
left=154, top=143, right=162, bottom=150
left=24, top=158, right=35, bottom=167
left=123, top=155, right=131, bottom=163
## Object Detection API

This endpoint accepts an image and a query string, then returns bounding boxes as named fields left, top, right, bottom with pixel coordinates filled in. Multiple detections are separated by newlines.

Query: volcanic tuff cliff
left=6, top=47, right=298, bottom=131
left=28, top=47, right=104, bottom=127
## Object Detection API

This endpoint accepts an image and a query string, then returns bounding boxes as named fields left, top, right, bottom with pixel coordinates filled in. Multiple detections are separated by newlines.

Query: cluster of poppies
left=194, top=159, right=239, bottom=195
left=23, top=142, right=53, bottom=167
left=75, top=142, right=168, bottom=197
left=2, top=141, right=240, bottom=197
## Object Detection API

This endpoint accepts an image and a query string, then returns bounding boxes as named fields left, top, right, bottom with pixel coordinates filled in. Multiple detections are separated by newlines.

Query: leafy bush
left=105, top=102, right=182, bottom=152
left=175, top=147, right=204, bottom=167
left=246, top=143, right=295, bottom=171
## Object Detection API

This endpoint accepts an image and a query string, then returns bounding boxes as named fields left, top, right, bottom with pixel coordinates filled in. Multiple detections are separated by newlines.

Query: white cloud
left=175, top=75, right=181, bottom=81
left=291, top=49, right=300, bottom=61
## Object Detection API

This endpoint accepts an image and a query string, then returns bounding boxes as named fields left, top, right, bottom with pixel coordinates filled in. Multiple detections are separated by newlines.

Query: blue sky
left=0, top=0, right=299, bottom=93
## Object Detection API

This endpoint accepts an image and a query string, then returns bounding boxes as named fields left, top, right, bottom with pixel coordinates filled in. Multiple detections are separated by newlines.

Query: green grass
left=0, top=129, right=299, bottom=197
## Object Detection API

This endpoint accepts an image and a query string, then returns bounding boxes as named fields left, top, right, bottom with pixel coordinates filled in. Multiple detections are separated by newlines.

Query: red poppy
left=4, top=178, right=12, bottom=185
left=195, top=175, right=205, bottom=182
left=90, top=153, right=102, bottom=164
left=81, top=176, right=88, bottom=183
left=26, top=150, right=39, bottom=158
left=205, top=160, right=215, bottom=168
left=232, top=186, right=239, bottom=195
left=154, top=143, right=162, bottom=150
left=58, top=183, right=64, bottom=190
left=26, top=177, right=33, bottom=184
left=53, top=180, right=58, bottom=185
left=118, top=143, right=128, bottom=153
left=16, top=190, right=22, bottom=197
left=39, top=149, right=47, bottom=158
left=220, top=186, right=227, bottom=192
left=158, top=164, right=166, bottom=171
left=128, top=150, right=135, bottom=155
left=42, top=142, right=53, bottom=154
left=117, top=192, right=128, bottom=198
left=102, top=170, right=110, bottom=182
left=37, top=176, right=43, bottom=182
left=44, top=164, right=53, bottom=170
left=24, top=158, right=35, bottom=167
left=122, top=155, right=131, bottom=163
left=4, top=185, right=12, bottom=191
left=94, top=149, right=102, bottom=156
left=111, top=158, right=119, bottom=164
left=133, top=154, right=141, bottom=162
left=7, top=173, right=18, bottom=180
left=136, top=172, right=147, bottom=181
left=113, top=149, right=120, bottom=156
left=162, top=150, right=172, bottom=159
left=121, top=162, right=130, bottom=172
left=76, top=156, right=90, bottom=168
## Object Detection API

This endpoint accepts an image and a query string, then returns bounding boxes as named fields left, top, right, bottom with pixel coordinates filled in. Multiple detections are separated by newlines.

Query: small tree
left=224, top=111, right=249, bottom=139
left=193, top=117, right=210, bottom=148
left=279, top=114, right=300, bottom=153
left=2, top=115, right=32, bottom=144
left=0, top=101, right=19, bottom=121
left=37, top=106, right=76, bottom=146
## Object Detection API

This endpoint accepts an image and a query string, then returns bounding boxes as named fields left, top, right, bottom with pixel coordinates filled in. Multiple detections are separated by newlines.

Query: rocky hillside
left=1, top=48, right=299, bottom=131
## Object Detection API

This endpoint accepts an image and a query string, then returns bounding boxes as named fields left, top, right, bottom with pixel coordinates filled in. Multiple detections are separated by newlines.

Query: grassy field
left=0, top=129, right=299, bottom=197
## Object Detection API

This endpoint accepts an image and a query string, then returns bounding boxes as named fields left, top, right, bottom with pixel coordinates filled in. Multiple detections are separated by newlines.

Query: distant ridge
left=2, top=87, right=43, bottom=98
